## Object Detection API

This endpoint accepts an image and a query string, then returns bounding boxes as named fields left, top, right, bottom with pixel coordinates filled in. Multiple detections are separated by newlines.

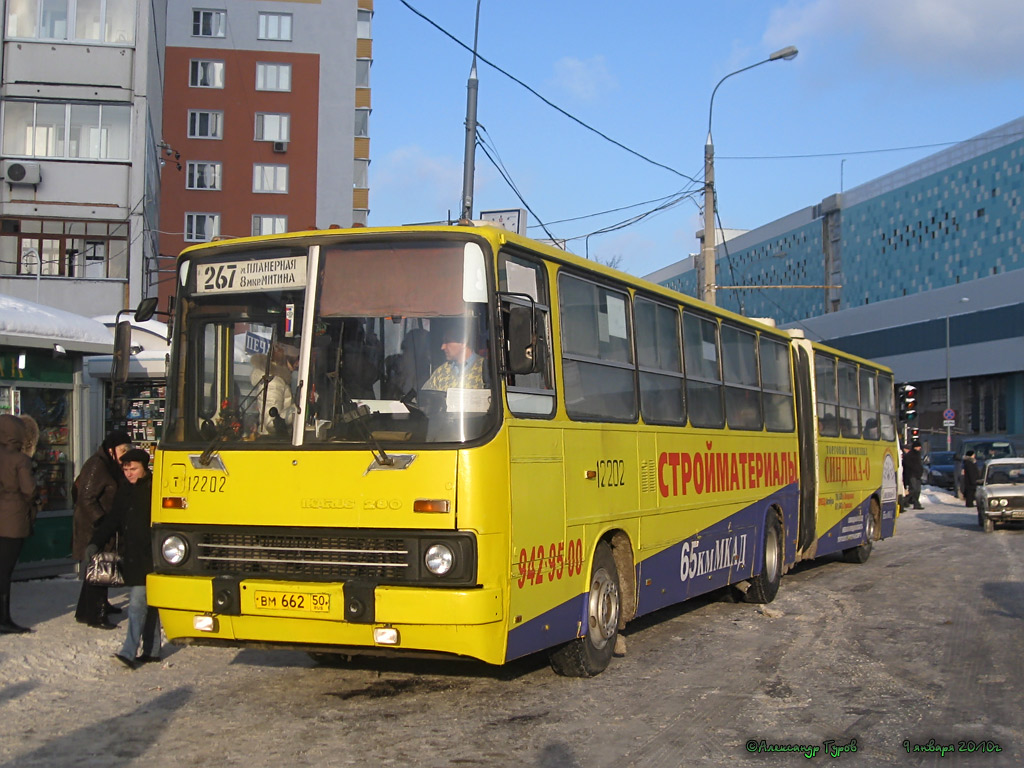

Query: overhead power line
left=398, top=0, right=698, bottom=183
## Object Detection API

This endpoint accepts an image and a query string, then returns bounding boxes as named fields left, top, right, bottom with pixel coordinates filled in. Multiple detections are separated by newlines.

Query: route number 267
left=201, top=264, right=237, bottom=291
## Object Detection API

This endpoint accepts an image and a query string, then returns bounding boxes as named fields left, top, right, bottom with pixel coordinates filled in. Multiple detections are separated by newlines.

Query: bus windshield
left=165, top=237, right=498, bottom=448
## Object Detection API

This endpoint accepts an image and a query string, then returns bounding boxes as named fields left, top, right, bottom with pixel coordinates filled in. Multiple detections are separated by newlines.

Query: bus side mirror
left=112, top=320, right=133, bottom=384
left=134, top=297, right=159, bottom=323
left=507, top=305, right=539, bottom=375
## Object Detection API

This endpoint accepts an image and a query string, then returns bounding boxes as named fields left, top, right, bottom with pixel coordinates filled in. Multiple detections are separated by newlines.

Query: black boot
left=0, top=593, right=32, bottom=634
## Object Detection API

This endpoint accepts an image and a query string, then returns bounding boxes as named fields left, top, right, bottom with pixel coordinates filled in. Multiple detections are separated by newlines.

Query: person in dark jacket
left=902, top=440, right=925, bottom=510
left=0, top=414, right=38, bottom=634
left=962, top=450, right=981, bottom=507
left=88, top=449, right=161, bottom=669
left=74, top=430, right=132, bottom=628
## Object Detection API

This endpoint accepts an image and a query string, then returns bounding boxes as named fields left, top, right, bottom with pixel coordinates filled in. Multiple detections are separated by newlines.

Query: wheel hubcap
left=764, top=525, right=779, bottom=580
left=587, top=568, right=619, bottom=650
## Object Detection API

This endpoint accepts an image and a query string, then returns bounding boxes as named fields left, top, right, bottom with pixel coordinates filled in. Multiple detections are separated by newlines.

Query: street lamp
left=945, top=297, right=970, bottom=451
left=701, top=45, right=798, bottom=305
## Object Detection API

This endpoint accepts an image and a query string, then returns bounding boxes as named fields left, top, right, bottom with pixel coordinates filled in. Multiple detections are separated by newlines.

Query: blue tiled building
left=646, top=116, right=1024, bottom=444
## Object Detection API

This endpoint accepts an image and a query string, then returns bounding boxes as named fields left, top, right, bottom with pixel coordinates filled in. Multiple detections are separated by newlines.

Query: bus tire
left=842, top=499, right=879, bottom=564
left=549, top=541, right=620, bottom=677
left=744, top=514, right=782, bottom=604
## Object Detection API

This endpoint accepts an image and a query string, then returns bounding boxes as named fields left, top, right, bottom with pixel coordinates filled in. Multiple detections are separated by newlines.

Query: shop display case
left=107, top=379, right=166, bottom=457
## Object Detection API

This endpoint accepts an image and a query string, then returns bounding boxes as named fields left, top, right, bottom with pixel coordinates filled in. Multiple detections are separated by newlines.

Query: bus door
left=793, top=343, right=817, bottom=552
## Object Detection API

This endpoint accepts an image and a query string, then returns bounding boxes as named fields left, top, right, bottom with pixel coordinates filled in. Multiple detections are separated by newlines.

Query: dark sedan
left=924, top=451, right=955, bottom=489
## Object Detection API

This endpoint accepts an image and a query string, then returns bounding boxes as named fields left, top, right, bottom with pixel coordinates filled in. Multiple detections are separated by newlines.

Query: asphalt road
left=2, top=485, right=1022, bottom=768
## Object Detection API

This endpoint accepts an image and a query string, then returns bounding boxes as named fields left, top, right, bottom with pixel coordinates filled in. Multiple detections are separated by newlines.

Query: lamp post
left=701, top=45, right=798, bottom=305
left=945, top=297, right=970, bottom=450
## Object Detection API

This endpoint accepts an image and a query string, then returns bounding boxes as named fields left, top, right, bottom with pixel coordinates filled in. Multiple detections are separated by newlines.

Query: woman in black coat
left=89, top=449, right=161, bottom=669
left=73, top=430, right=132, bottom=628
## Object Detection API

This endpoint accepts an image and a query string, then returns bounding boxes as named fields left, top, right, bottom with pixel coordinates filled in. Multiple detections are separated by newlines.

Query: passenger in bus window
left=339, top=320, right=382, bottom=399
left=250, top=342, right=298, bottom=436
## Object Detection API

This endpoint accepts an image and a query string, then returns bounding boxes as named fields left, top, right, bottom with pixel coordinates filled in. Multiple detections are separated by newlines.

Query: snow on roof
left=0, top=293, right=114, bottom=353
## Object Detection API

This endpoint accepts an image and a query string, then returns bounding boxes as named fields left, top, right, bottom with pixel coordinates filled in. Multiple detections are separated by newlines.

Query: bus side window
left=760, top=336, right=794, bottom=432
left=837, top=360, right=861, bottom=438
left=860, top=367, right=879, bottom=440
left=558, top=273, right=636, bottom=422
left=682, top=311, right=724, bottom=429
left=722, top=323, right=762, bottom=431
left=815, top=354, right=839, bottom=437
left=635, top=296, right=685, bottom=426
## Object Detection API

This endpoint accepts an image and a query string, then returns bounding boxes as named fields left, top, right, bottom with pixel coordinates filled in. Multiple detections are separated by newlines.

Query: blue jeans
left=120, top=586, right=162, bottom=659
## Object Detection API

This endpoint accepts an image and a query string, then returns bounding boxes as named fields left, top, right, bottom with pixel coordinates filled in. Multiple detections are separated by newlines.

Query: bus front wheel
left=744, top=515, right=782, bottom=604
left=549, top=541, right=620, bottom=677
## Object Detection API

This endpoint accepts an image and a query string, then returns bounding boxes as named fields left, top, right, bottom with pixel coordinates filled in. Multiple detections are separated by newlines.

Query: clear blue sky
left=368, top=0, right=1024, bottom=278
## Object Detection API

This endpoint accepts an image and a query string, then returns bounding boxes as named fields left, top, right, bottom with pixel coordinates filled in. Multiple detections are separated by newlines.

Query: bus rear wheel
left=744, top=515, right=782, bottom=604
left=549, top=541, right=620, bottom=677
left=843, top=500, right=879, bottom=564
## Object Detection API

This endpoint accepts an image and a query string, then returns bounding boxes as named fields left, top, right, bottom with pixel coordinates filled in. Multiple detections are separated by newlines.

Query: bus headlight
left=161, top=535, right=189, bottom=565
left=424, top=543, right=454, bottom=576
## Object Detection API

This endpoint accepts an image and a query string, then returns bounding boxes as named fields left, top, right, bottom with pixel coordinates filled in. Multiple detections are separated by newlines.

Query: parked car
left=975, top=458, right=1024, bottom=532
left=924, top=451, right=955, bottom=489
left=955, top=439, right=1017, bottom=497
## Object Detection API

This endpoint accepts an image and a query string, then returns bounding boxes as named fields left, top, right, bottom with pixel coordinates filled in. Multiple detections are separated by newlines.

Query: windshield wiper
left=341, top=402, right=393, bottom=466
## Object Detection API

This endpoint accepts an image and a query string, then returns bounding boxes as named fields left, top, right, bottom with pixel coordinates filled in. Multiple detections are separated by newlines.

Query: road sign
left=943, top=419, right=955, bottom=427
left=943, top=408, right=956, bottom=420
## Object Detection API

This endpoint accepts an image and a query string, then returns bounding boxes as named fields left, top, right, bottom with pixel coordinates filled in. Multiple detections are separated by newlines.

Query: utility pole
left=459, top=1, right=482, bottom=222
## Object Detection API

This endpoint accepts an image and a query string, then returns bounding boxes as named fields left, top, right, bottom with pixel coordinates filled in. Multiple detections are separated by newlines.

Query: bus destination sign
left=195, top=255, right=308, bottom=295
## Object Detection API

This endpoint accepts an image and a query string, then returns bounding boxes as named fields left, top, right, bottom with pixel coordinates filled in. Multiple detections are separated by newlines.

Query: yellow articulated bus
left=146, top=224, right=900, bottom=676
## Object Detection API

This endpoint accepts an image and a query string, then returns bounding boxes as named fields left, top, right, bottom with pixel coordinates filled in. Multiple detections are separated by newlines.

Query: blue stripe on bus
left=504, top=483, right=799, bottom=662
left=812, top=488, right=890, bottom=559
left=506, top=593, right=586, bottom=662
left=635, top=482, right=799, bottom=617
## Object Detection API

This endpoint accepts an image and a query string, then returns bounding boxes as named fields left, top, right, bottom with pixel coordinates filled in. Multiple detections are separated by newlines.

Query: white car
left=975, top=458, right=1024, bottom=532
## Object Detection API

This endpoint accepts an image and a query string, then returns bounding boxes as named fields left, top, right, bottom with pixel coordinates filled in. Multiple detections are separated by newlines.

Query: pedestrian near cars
left=88, top=448, right=162, bottom=669
left=903, top=440, right=925, bottom=510
left=0, top=414, right=38, bottom=634
left=963, top=450, right=981, bottom=507
left=73, top=430, right=132, bottom=629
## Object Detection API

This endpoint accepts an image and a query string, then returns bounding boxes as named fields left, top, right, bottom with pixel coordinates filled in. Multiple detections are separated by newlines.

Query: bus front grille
left=195, top=532, right=410, bottom=581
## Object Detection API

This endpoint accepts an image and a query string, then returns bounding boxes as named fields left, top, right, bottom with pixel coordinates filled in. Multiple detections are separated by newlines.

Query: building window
left=185, top=213, right=219, bottom=242
left=2, top=217, right=128, bottom=279
left=253, top=164, right=288, bottom=194
left=185, top=161, right=222, bottom=190
left=252, top=215, right=287, bottom=236
left=256, top=62, right=291, bottom=92
left=353, top=159, right=369, bottom=189
left=356, top=8, right=371, bottom=38
left=257, top=11, right=291, bottom=40
left=192, top=8, right=226, bottom=37
left=5, top=0, right=135, bottom=43
left=354, top=109, right=369, bottom=138
left=254, top=113, right=290, bottom=142
left=187, top=110, right=223, bottom=139
left=189, top=59, right=225, bottom=88
left=2, top=100, right=130, bottom=160
left=356, top=59, right=371, bottom=88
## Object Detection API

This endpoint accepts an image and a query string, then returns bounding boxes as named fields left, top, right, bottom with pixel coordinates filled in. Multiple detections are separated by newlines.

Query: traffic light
left=898, top=383, right=918, bottom=423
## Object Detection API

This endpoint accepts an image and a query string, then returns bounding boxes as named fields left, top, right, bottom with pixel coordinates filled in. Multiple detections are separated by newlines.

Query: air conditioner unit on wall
left=3, top=160, right=41, bottom=185
left=272, top=141, right=288, bottom=153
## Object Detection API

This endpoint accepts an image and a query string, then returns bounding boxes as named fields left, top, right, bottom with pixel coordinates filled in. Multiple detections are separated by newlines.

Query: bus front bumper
left=147, top=573, right=507, bottom=664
